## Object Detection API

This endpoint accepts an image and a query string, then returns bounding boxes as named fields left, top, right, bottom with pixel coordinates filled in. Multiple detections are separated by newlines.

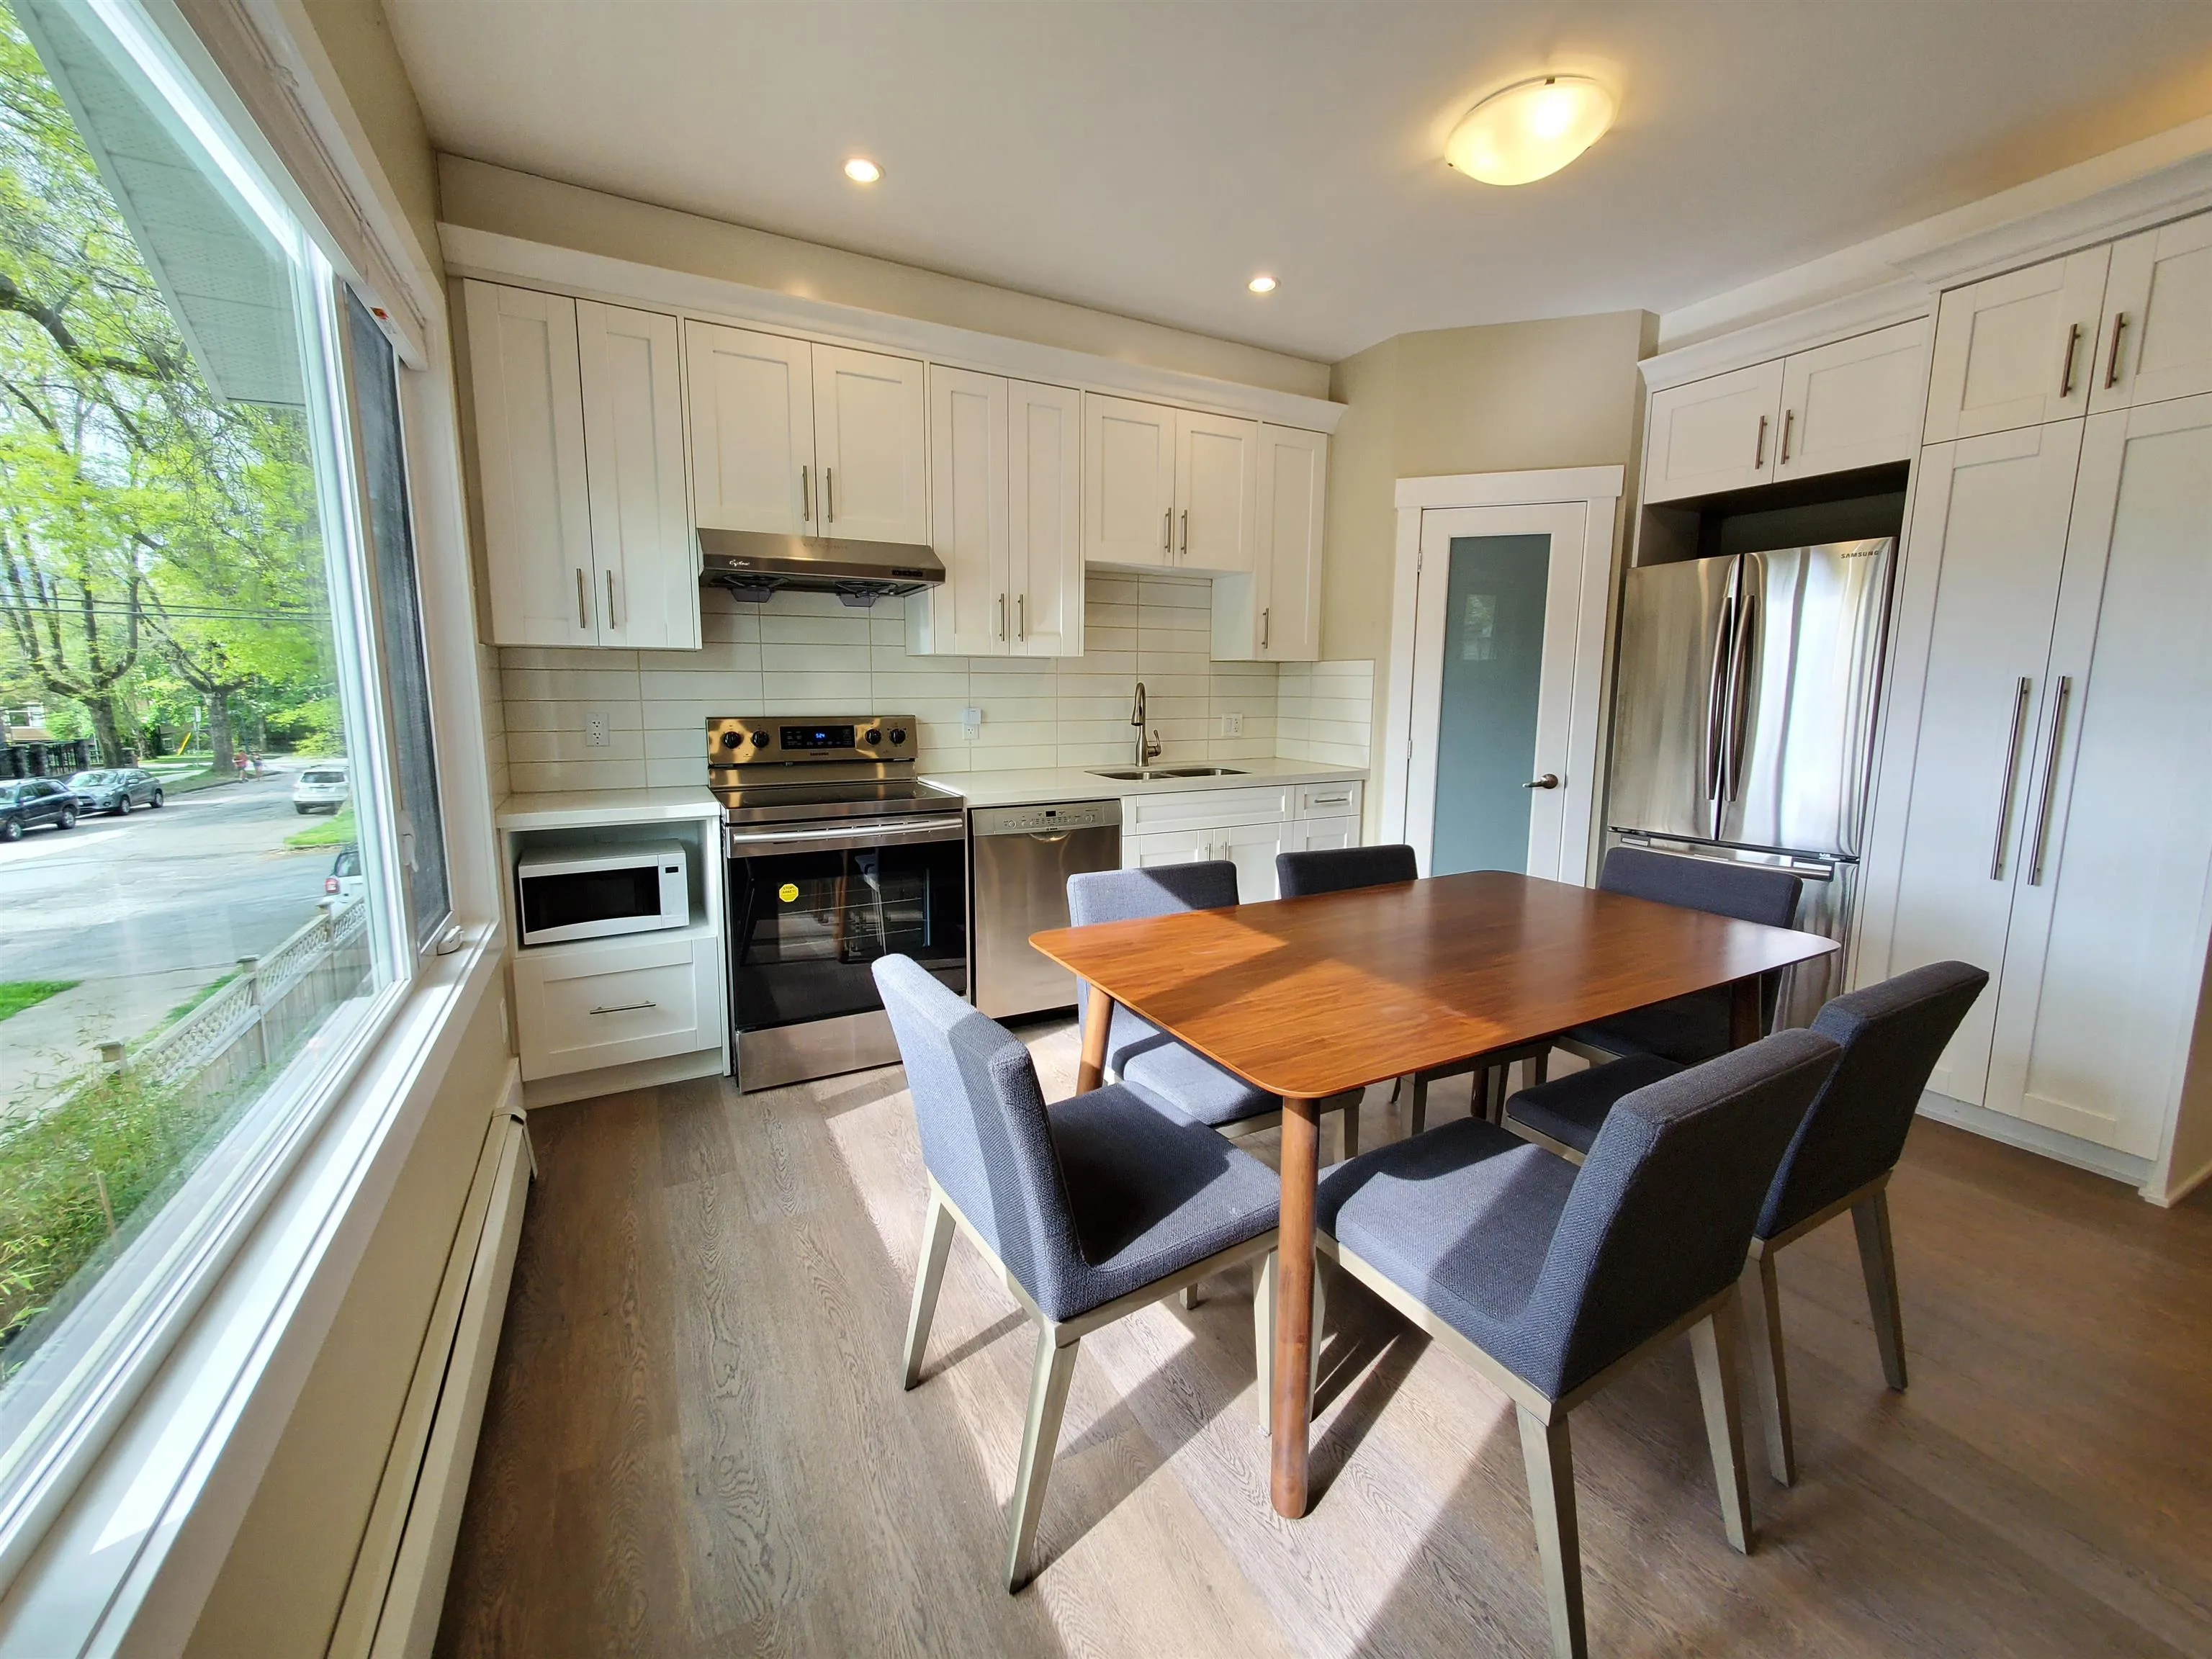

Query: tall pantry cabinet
left=1861, top=212, right=2212, bottom=1177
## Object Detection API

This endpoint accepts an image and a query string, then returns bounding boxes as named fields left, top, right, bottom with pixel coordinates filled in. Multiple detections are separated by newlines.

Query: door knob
left=1524, top=773, right=1561, bottom=790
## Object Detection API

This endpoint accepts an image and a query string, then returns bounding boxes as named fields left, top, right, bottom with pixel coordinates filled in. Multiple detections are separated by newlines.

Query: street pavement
left=0, top=771, right=343, bottom=1111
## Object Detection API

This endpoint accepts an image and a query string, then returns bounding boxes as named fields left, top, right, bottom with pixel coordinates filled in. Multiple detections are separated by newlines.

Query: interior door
left=1982, top=392, right=2212, bottom=1156
left=1922, top=247, right=2110, bottom=441
left=1174, top=409, right=1259, bottom=572
left=684, top=320, right=815, bottom=536
left=926, top=364, right=1010, bottom=657
left=1008, top=379, right=1083, bottom=657
left=576, top=300, right=696, bottom=649
left=2092, top=214, right=2212, bottom=413
left=1405, top=503, right=1593, bottom=881
left=1083, top=394, right=1176, bottom=567
left=1874, top=421, right=2082, bottom=1106
left=813, top=344, right=929, bottom=544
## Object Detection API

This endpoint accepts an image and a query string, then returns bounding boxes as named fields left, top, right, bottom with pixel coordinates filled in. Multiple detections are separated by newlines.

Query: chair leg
left=1690, top=1300, right=1755, bottom=1555
left=1004, top=1323, right=1081, bottom=1591
left=1180, top=1282, right=1200, bottom=1310
left=1408, top=1073, right=1428, bottom=1137
left=1530, top=1049, right=1549, bottom=1087
left=1739, top=1253, right=1796, bottom=1485
left=1516, top=1405, right=1586, bottom=1659
left=1853, top=1190, right=1909, bottom=1391
left=1483, top=1066, right=1506, bottom=1125
left=902, top=1189, right=957, bottom=1390
left=1253, top=1250, right=1328, bottom=1427
left=1341, top=1100, right=1360, bottom=1160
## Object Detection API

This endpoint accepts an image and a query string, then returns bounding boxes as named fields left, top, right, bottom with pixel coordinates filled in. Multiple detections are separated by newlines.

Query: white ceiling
left=385, top=2, right=2212, bottom=364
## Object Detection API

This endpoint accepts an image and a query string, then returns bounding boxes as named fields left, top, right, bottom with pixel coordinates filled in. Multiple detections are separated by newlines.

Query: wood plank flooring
left=436, top=1019, right=2212, bottom=1658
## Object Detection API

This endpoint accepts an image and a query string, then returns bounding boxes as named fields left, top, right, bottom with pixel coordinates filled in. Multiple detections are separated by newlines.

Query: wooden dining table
left=1028, top=868, right=1840, bottom=1520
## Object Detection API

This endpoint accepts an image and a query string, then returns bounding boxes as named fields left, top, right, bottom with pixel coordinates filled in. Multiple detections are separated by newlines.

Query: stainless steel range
left=709, top=715, right=967, bottom=1090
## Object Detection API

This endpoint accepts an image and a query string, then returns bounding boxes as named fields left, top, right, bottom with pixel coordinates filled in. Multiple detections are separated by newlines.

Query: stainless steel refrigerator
left=1606, top=538, right=1895, bottom=1026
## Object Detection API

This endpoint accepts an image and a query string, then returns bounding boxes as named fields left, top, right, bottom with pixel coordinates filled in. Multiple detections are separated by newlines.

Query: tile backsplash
left=497, top=571, right=1372, bottom=794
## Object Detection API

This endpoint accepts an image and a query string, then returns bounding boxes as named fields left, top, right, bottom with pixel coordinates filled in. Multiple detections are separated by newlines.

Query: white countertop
left=495, top=786, right=721, bottom=831
left=929, top=757, right=1367, bottom=810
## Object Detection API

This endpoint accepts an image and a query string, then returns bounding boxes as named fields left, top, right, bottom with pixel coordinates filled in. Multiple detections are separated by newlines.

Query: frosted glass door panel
left=1431, top=534, right=1550, bottom=876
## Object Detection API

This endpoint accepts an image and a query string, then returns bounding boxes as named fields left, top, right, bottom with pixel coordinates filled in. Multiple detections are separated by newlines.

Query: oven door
left=726, top=815, right=968, bottom=1047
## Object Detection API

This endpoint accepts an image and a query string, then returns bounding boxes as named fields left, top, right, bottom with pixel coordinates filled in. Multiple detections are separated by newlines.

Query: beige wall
left=182, top=987, right=512, bottom=1659
left=438, top=156, right=1330, bottom=400
left=298, top=1, right=441, bottom=278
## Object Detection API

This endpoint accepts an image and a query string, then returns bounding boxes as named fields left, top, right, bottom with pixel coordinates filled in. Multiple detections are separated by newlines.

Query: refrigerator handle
left=1704, top=583, right=1737, bottom=809
left=1725, top=590, right=1759, bottom=802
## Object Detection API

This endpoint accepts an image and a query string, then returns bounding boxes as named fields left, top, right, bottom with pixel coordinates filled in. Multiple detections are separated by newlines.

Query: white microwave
left=516, top=841, right=689, bottom=946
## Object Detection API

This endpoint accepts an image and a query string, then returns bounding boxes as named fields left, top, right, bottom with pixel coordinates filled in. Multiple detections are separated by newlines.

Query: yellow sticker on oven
left=778, top=882, right=799, bottom=903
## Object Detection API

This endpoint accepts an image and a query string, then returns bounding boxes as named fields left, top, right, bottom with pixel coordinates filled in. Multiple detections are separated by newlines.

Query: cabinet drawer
left=1123, top=784, right=1292, bottom=834
left=514, top=933, right=719, bottom=1082
left=1292, top=779, right=1362, bottom=820
left=1287, top=814, right=1360, bottom=853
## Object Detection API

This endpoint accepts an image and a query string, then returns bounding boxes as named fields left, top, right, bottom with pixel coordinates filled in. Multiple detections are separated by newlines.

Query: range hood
left=698, top=528, right=943, bottom=607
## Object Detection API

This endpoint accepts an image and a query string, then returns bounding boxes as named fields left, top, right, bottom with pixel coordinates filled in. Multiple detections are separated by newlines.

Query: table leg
left=1270, top=1094, right=1321, bottom=1518
left=1076, top=986, right=1115, bottom=1095
left=1728, top=975, right=1763, bottom=1050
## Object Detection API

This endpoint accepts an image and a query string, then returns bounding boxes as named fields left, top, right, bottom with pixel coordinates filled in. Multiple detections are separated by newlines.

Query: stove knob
left=889, top=727, right=908, bottom=745
left=752, top=731, right=770, bottom=747
left=863, top=727, right=881, bottom=745
left=719, top=730, right=742, bottom=749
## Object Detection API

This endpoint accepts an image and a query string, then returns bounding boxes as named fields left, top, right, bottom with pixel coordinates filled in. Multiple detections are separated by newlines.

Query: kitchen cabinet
left=1642, top=359, right=1785, bottom=503
left=575, top=300, right=697, bottom=649
left=511, top=930, right=722, bottom=1082
left=1214, top=423, right=1327, bottom=661
left=1921, top=246, right=2110, bottom=441
left=812, top=343, right=930, bottom=544
left=1174, top=408, right=1259, bottom=572
left=1120, top=778, right=1362, bottom=901
left=1084, top=394, right=1177, bottom=567
left=1772, top=320, right=1930, bottom=482
left=910, top=368, right=1082, bottom=657
left=2091, top=213, right=2212, bottom=412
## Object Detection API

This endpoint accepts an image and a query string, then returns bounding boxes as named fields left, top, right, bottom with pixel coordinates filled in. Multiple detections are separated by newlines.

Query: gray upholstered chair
left=1559, top=846, right=1805, bottom=1067
left=874, top=953, right=1291, bottom=1591
left=1501, top=960, right=1987, bottom=1486
left=1316, top=1030, right=1840, bottom=1659
left=1275, top=842, right=1418, bottom=898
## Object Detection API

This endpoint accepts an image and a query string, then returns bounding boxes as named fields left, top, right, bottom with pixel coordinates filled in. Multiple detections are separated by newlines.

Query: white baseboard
left=2145, top=1148, right=2212, bottom=1209
left=1915, top=1091, right=2154, bottom=1190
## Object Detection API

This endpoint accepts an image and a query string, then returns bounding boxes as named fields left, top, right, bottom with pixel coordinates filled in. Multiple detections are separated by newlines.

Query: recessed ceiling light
left=1445, top=76, right=1615, bottom=186
left=1248, top=275, right=1277, bottom=295
left=843, top=157, right=882, bottom=184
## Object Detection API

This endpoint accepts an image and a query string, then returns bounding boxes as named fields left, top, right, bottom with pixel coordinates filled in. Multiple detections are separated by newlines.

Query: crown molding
left=1642, top=280, right=1930, bottom=393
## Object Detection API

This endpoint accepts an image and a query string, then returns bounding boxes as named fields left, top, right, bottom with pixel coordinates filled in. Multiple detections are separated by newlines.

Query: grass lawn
left=284, top=805, right=355, bottom=850
left=0, top=982, right=78, bottom=1023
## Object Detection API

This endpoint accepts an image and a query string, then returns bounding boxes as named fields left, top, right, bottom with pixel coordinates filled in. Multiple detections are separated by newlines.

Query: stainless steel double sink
left=1086, top=766, right=1248, bottom=781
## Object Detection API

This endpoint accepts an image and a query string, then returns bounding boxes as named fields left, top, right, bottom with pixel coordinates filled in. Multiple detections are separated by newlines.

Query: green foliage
left=284, top=804, right=355, bottom=849
left=0, top=979, right=74, bottom=1021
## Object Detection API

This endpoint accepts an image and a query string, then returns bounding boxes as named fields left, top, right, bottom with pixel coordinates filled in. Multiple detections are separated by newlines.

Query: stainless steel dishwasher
left=970, top=800, right=1122, bottom=1017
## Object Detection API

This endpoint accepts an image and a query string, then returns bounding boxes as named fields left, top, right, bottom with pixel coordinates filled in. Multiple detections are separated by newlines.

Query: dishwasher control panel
left=971, top=799, right=1121, bottom=836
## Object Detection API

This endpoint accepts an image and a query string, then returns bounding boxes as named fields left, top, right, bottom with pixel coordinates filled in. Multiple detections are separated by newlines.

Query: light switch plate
left=1220, top=713, right=1244, bottom=737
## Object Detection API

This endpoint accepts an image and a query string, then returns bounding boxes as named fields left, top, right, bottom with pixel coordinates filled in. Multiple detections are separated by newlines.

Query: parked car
left=68, top=767, right=164, bottom=815
left=0, top=778, right=78, bottom=840
left=292, top=760, right=351, bottom=815
left=325, top=844, right=365, bottom=901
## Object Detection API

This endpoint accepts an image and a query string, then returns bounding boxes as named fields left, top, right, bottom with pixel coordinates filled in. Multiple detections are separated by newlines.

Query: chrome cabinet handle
left=1179, top=509, right=1188, bottom=556
left=2027, top=676, right=2072, bottom=886
left=2060, top=323, right=2082, bottom=397
left=575, top=567, right=589, bottom=630
left=1162, top=508, right=1172, bottom=558
left=1753, top=413, right=1768, bottom=468
left=1523, top=773, right=1561, bottom=790
left=1017, top=592, right=1025, bottom=641
left=606, top=570, right=619, bottom=628
left=800, top=463, right=810, bottom=523
left=1261, top=606, right=1270, bottom=649
left=824, top=467, right=834, bottom=524
left=589, top=1001, right=657, bottom=1016
left=1990, top=676, right=2033, bottom=879
left=2105, top=313, right=2129, bottom=389
left=1779, top=408, right=1794, bottom=464
left=997, top=592, right=1006, bottom=641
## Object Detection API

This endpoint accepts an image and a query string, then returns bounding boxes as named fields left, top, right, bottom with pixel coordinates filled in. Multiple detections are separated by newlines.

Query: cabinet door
left=1773, top=320, right=1930, bottom=482
left=1287, top=814, right=1359, bottom=854
left=1981, top=393, right=2212, bottom=1156
left=513, top=933, right=719, bottom=1082
left=922, top=365, right=1009, bottom=657
left=685, top=321, right=814, bottom=535
left=1642, top=360, right=1785, bottom=503
left=1174, top=409, right=1259, bottom=572
left=1008, top=379, right=1084, bottom=657
left=1923, top=247, right=2109, bottom=441
left=1083, top=394, right=1177, bottom=568
left=2091, top=214, right=2212, bottom=413
left=1869, top=421, right=2082, bottom=1107
left=1219, top=817, right=1286, bottom=901
left=464, top=282, right=595, bottom=646
left=1255, top=425, right=1326, bottom=660
left=576, top=301, right=697, bottom=650
left=813, top=343, right=929, bottom=545
left=1124, top=826, right=1220, bottom=870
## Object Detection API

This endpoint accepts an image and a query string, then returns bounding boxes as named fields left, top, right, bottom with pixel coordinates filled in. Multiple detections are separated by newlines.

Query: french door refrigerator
left=1605, top=538, right=1895, bottom=1026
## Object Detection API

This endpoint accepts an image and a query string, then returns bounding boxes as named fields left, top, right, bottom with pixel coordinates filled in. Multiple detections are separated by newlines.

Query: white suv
left=292, top=760, right=351, bottom=815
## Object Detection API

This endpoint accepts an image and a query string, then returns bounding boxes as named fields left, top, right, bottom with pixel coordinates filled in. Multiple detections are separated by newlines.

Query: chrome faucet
left=1131, top=681, right=1162, bottom=768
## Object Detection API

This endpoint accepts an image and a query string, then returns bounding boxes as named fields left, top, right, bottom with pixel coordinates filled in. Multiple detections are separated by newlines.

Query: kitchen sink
left=1087, top=766, right=1248, bottom=781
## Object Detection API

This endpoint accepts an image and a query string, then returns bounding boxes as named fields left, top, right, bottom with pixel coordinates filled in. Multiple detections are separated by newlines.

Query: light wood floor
left=437, top=1018, right=2212, bottom=1658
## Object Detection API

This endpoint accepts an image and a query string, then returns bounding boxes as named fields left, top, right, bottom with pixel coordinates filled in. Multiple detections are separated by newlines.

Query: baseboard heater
left=328, top=1085, right=534, bottom=1659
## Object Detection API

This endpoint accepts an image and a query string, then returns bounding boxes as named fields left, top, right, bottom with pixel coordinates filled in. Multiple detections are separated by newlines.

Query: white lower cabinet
left=513, top=932, right=721, bottom=1082
left=1120, top=779, right=1362, bottom=901
left=1287, top=816, right=1359, bottom=853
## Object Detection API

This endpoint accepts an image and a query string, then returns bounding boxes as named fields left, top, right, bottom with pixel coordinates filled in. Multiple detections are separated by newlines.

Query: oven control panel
left=707, top=715, right=916, bottom=763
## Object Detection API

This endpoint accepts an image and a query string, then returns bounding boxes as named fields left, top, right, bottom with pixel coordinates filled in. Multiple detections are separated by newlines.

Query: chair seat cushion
left=1506, top=1054, right=1684, bottom=1156
left=1568, top=987, right=1732, bottom=1066
left=1109, top=1010, right=1278, bottom=1128
left=1315, top=1118, right=1581, bottom=1388
left=1044, top=1084, right=1282, bottom=1319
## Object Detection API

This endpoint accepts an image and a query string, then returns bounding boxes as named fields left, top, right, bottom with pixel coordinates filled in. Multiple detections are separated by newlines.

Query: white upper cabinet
left=1642, top=359, right=1786, bottom=503
left=1923, top=246, right=2110, bottom=441
left=464, top=282, right=595, bottom=647
left=575, top=301, right=696, bottom=650
left=1007, top=379, right=1083, bottom=657
left=812, top=343, right=930, bottom=545
left=1084, top=394, right=1177, bottom=567
left=1773, top=319, right=1930, bottom=482
left=684, top=320, right=815, bottom=536
left=1174, top=409, right=1259, bottom=573
left=2091, top=214, right=2212, bottom=413
left=1215, top=423, right=1326, bottom=661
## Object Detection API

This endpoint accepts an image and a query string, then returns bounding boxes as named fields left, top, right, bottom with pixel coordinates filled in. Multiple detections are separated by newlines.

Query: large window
left=0, top=0, right=436, bottom=1524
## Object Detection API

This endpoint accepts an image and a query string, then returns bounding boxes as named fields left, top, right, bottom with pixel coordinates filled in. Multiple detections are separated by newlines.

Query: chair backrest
left=1514, top=1028, right=1840, bottom=1398
left=1066, top=860, right=1238, bottom=927
left=1598, top=845, right=1802, bottom=930
left=1276, top=843, right=1419, bottom=899
left=1758, top=960, right=1988, bottom=1238
left=872, top=954, right=1084, bottom=1312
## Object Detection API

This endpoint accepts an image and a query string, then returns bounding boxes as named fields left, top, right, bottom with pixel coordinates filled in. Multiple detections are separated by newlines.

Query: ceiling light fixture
left=843, top=156, right=882, bottom=184
left=1444, top=75, right=1615, bottom=186
left=1248, top=274, right=1277, bottom=295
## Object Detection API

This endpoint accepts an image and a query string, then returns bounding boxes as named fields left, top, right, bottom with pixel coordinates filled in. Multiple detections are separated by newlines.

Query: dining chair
left=1315, top=1029, right=1840, bottom=1659
left=1273, top=842, right=1547, bottom=1137
left=1560, top=846, right=1804, bottom=1067
left=1501, top=960, right=1987, bottom=1485
left=873, top=954, right=1286, bottom=1591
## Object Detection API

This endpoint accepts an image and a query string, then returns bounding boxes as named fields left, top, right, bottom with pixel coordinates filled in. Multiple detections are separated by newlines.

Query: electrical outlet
left=1220, top=713, right=1244, bottom=737
left=962, top=706, right=984, bottom=740
left=585, top=711, right=610, bottom=748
